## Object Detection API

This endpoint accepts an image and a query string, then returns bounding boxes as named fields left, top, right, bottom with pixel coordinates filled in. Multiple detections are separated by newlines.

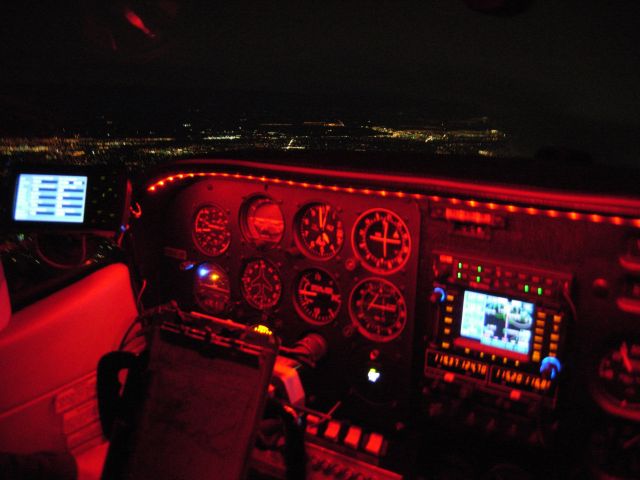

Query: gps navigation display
left=459, top=290, right=534, bottom=356
left=13, top=174, right=88, bottom=224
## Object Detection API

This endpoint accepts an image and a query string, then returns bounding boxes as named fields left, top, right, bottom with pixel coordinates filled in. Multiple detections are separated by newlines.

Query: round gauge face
left=592, top=339, right=640, bottom=421
left=192, top=204, right=231, bottom=256
left=296, top=203, right=344, bottom=259
left=349, top=278, right=407, bottom=342
left=240, top=196, right=285, bottom=247
left=294, top=269, right=342, bottom=325
left=352, top=208, right=411, bottom=274
left=194, top=263, right=231, bottom=314
left=240, top=258, right=283, bottom=310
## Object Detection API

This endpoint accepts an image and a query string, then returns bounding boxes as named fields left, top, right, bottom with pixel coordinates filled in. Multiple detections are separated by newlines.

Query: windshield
left=1, top=1, right=639, bottom=168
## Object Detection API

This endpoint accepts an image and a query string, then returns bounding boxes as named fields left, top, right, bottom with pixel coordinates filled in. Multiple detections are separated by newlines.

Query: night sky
left=1, top=0, right=639, bottom=163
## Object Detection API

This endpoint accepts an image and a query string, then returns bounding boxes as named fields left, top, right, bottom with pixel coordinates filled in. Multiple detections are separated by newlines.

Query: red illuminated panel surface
left=146, top=168, right=640, bottom=228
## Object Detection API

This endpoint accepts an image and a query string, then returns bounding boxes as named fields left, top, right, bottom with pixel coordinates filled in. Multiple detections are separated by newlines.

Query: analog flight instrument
left=194, top=263, right=231, bottom=315
left=592, top=338, right=640, bottom=421
left=349, top=278, right=407, bottom=342
left=240, top=258, right=283, bottom=310
left=240, top=196, right=285, bottom=247
left=352, top=208, right=411, bottom=274
left=296, top=202, right=344, bottom=259
left=192, top=204, right=231, bottom=256
left=294, top=268, right=342, bottom=325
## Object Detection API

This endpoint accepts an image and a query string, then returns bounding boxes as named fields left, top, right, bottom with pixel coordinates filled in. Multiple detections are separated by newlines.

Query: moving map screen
left=459, top=290, right=534, bottom=356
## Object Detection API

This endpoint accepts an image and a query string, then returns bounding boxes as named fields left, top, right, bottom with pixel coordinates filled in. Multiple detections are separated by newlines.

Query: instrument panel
left=157, top=175, right=421, bottom=426
left=144, top=159, right=640, bottom=478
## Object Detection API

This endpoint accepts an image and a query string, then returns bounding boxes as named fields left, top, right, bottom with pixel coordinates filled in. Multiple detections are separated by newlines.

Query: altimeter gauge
left=296, top=202, right=344, bottom=259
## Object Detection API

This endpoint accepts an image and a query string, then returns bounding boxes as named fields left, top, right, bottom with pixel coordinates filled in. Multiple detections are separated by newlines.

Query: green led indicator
left=458, top=262, right=463, bottom=269
left=524, top=284, right=530, bottom=293
left=477, top=266, right=482, bottom=273
left=476, top=276, right=481, bottom=283
left=537, top=287, right=543, bottom=295
left=457, top=272, right=462, bottom=279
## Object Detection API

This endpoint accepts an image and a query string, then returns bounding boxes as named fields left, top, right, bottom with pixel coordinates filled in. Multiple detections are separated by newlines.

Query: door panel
left=0, top=263, right=138, bottom=454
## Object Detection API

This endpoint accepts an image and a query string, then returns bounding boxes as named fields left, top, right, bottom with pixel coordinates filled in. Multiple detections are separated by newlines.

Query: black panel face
left=155, top=175, right=421, bottom=428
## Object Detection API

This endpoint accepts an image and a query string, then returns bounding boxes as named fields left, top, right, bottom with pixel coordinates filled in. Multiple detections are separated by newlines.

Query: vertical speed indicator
left=294, top=268, right=342, bottom=325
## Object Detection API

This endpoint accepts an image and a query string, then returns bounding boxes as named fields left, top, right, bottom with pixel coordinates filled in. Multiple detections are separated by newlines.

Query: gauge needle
left=620, top=341, right=634, bottom=373
left=319, top=206, right=325, bottom=229
left=383, top=220, right=388, bottom=258
left=367, top=294, right=379, bottom=311
left=298, top=290, right=318, bottom=297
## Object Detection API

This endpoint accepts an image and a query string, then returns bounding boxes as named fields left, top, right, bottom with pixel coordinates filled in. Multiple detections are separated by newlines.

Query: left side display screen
left=13, top=174, right=88, bottom=224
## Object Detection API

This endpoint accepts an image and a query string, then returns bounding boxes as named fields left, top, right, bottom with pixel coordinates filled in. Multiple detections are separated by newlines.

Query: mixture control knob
left=539, top=356, right=562, bottom=380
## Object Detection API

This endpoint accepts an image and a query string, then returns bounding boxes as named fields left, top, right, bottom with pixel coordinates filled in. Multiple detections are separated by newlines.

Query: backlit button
left=549, top=343, right=558, bottom=352
left=443, top=327, right=451, bottom=335
left=536, top=312, right=547, bottom=319
left=532, top=352, right=541, bottom=362
left=306, top=415, right=321, bottom=435
left=364, top=433, right=385, bottom=456
left=444, top=372, right=455, bottom=383
left=534, top=335, right=543, bottom=343
left=444, top=317, right=453, bottom=324
left=553, top=315, right=562, bottom=323
left=550, top=333, right=560, bottom=342
left=535, top=320, right=545, bottom=328
left=344, top=426, right=362, bottom=449
left=446, top=295, right=454, bottom=302
left=535, top=328, right=544, bottom=336
left=445, top=306, right=453, bottom=313
left=324, top=420, right=341, bottom=441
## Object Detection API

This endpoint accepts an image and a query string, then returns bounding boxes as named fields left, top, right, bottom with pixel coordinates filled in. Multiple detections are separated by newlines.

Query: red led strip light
left=146, top=171, right=640, bottom=228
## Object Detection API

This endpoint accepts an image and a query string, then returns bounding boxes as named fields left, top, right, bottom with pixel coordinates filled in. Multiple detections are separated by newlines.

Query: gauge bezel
left=193, top=262, right=231, bottom=315
left=294, top=201, right=345, bottom=260
left=240, top=257, right=283, bottom=310
left=293, top=267, right=342, bottom=326
left=192, top=203, right=231, bottom=257
left=351, top=207, right=411, bottom=275
left=348, top=277, right=408, bottom=342
left=239, top=194, right=285, bottom=248
left=589, top=337, right=640, bottom=422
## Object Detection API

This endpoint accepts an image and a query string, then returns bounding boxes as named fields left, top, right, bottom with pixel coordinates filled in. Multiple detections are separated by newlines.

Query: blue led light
left=197, top=266, right=210, bottom=277
left=433, top=287, right=446, bottom=303
left=540, top=356, right=562, bottom=380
